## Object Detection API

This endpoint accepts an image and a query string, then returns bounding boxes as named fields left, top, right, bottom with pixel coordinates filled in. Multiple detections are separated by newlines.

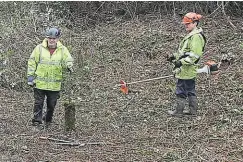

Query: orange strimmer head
left=120, top=80, right=128, bottom=94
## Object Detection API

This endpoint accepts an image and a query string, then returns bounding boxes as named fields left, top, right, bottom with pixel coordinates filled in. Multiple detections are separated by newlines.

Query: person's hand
left=172, top=68, right=181, bottom=75
left=174, top=60, right=182, bottom=68
left=67, top=67, right=74, bottom=73
left=27, top=76, right=35, bottom=86
left=166, top=54, right=176, bottom=62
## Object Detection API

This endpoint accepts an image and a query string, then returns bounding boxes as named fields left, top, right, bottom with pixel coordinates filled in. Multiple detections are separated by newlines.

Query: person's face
left=47, top=37, right=59, bottom=47
left=184, top=22, right=197, bottom=32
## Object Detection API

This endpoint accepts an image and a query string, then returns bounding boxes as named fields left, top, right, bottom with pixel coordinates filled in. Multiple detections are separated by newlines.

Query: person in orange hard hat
left=167, top=12, right=206, bottom=117
left=182, top=12, right=202, bottom=25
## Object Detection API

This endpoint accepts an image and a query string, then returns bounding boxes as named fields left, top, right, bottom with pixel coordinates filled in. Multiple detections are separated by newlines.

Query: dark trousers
left=175, top=79, right=196, bottom=98
left=33, top=88, right=60, bottom=123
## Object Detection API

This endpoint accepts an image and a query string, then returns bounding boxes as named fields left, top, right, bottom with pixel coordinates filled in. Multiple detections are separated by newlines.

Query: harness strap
left=199, top=32, right=207, bottom=52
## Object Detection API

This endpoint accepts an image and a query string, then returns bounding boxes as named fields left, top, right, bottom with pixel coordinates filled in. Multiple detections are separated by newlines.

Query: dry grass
left=1, top=15, right=243, bottom=161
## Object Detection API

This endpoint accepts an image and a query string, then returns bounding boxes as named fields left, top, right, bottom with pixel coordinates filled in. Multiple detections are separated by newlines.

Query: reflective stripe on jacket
left=27, top=39, right=73, bottom=91
left=174, top=27, right=205, bottom=79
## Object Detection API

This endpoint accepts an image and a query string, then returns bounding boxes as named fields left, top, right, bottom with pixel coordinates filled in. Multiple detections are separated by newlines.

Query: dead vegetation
left=1, top=2, right=243, bottom=162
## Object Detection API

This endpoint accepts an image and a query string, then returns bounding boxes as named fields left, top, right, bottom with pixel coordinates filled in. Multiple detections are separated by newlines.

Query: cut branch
left=39, top=136, right=73, bottom=143
left=221, top=2, right=236, bottom=29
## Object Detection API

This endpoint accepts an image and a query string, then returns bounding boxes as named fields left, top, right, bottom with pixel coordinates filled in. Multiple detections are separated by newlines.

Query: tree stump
left=64, top=102, right=76, bottom=131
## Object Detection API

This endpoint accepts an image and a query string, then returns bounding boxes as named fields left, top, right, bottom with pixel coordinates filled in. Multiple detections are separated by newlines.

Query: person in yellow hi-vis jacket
left=27, top=27, right=74, bottom=126
left=167, top=12, right=206, bottom=117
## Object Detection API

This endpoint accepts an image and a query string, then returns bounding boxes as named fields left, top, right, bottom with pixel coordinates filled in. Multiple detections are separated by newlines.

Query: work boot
left=32, top=119, right=42, bottom=126
left=32, top=106, right=43, bottom=125
left=168, top=97, right=186, bottom=117
left=42, top=115, right=52, bottom=123
left=184, top=96, right=198, bottom=116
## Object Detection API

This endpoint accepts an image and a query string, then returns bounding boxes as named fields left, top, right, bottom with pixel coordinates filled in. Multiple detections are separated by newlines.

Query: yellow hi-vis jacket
left=27, top=39, right=73, bottom=91
left=174, top=27, right=206, bottom=79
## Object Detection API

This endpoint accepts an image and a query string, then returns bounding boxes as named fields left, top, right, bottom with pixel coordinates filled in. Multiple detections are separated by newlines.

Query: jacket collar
left=184, top=27, right=203, bottom=40
left=178, top=27, right=203, bottom=53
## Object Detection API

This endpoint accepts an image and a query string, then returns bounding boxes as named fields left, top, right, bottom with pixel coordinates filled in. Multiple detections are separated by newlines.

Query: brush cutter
left=119, top=60, right=219, bottom=94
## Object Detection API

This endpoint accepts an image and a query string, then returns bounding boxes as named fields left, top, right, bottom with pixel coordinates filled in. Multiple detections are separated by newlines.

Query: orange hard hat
left=182, top=12, right=202, bottom=24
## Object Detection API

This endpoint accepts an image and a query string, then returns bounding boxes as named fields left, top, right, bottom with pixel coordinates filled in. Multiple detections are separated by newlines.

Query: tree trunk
left=64, top=102, right=76, bottom=131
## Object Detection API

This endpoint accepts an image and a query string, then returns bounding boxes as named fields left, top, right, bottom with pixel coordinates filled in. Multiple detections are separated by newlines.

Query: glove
left=173, top=68, right=181, bottom=75
left=174, top=60, right=182, bottom=68
left=67, top=67, right=74, bottom=73
left=167, top=54, right=176, bottom=62
left=27, top=76, right=35, bottom=86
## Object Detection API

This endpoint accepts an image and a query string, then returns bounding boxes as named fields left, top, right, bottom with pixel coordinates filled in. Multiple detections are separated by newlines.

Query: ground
left=1, top=15, right=243, bottom=162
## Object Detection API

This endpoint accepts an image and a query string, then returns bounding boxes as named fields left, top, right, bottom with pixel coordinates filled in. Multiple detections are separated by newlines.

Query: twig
left=56, top=142, right=105, bottom=147
left=39, top=136, right=73, bottom=143
left=221, top=2, right=236, bottom=29
left=207, top=3, right=222, bottom=17
left=40, top=136, right=105, bottom=147
left=56, top=142, right=85, bottom=146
